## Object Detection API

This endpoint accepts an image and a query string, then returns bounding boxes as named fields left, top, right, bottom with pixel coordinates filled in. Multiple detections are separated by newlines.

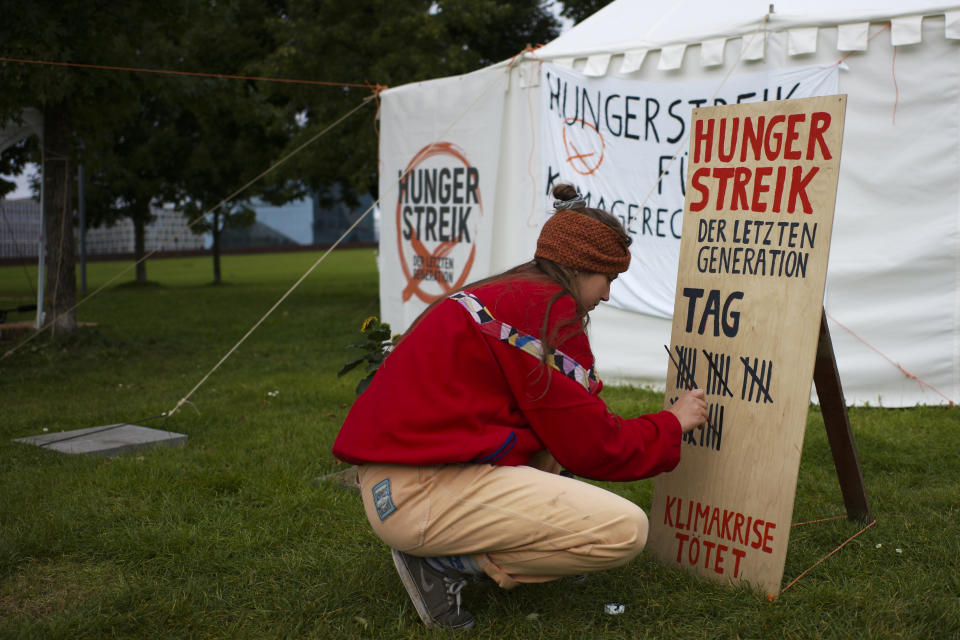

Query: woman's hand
left=669, top=389, right=708, bottom=433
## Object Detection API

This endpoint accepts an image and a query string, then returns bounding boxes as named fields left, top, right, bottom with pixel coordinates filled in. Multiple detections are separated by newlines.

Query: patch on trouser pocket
left=371, top=478, right=397, bottom=521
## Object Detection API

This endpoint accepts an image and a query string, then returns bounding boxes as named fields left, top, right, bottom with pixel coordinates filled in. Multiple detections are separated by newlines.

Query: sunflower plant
left=338, top=316, right=398, bottom=395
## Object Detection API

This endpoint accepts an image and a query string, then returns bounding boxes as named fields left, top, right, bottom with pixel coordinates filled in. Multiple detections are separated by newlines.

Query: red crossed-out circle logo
left=562, top=118, right=606, bottom=175
left=396, top=142, right=482, bottom=304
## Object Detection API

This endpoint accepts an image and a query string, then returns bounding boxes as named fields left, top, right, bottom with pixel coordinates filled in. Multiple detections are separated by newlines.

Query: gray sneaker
left=391, top=549, right=475, bottom=630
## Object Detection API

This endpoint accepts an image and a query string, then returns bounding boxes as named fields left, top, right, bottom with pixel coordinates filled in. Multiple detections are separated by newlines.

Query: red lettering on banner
left=717, top=118, right=739, bottom=162
left=763, top=521, right=777, bottom=553
left=686, top=110, right=834, bottom=215
left=807, top=112, right=832, bottom=160
left=675, top=532, right=689, bottom=563
left=663, top=495, right=778, bottom=580
left=689, top=167, right=712, bottom=213
left=687, top=165, right=818, bottom=214
left=693, top=118, right=715, bottom=163
left=695, top=501, right=711, bottom=531
left=714, top=543, right=728, bottom=574
left=740, top=116, right=764, bottom=162
left=751, top=518, right=765, bottom=549
left=721, top=509, right=735, bottom=540
left=664, top=494, right=677, bottom=527
left=763, top=115, right=786, bottom=159
left=731, top=167, right=751, bottom=211
left=733, top=512, right=745, bottom=544
left=788, top=166, right=819, bottom=214
left=784, top=113, right=805, bottom=160
left=751, top=166, right=773, bottom=212
left=712, top=167, right=735, bottom=210
left=695, top=112, right=834, bottom=164
left=773, top=166, right=787, bottom=213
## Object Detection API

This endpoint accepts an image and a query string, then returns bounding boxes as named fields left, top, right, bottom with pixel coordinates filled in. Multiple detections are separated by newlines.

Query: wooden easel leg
left=813, top=308, right=873, bottom=522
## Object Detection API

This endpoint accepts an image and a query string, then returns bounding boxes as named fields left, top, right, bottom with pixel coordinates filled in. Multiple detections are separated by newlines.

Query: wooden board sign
left=647, top=95, right=847, bottom=596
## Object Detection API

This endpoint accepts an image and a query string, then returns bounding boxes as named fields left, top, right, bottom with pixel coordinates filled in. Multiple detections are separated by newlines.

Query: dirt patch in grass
left=0, top=559, right=118, bottom=618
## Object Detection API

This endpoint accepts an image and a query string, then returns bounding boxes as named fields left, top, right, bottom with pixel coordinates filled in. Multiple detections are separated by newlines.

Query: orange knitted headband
left=535, top=209, right=631, bottom=275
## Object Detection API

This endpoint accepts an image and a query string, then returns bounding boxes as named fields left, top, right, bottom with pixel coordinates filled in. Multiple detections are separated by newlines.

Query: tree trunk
left=43, top=102, right=77, bottom=334
left=134, top=209, right=147, bottom=283
left=211, top=209, right=221, bottom=284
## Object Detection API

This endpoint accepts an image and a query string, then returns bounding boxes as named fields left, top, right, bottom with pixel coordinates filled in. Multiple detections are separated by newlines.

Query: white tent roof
left=379, top=1, right=960, bottom=405
left=539, top=0, right=960, bottom=58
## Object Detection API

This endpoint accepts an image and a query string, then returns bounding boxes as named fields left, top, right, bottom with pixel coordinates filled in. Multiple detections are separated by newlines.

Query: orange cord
left=792, top=514, right=847, bottom=527
left=773, top=518, right=877, bottom=599
left=509, top=43, right=546, bottom=68
left=891, top=44, right=899, bottom=125
left=833, top=22, right=891, bottom=67
left=826, top=311, right=955, bottom=406
left=0, top=55, right=381, bottom=91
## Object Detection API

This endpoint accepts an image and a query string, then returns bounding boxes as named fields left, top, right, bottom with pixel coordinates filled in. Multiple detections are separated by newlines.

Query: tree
left=0, top=2, right=182, bottom=332
left=1, top=1, right=296, bottom=293
left=255, top=0, right=562, bottom=209
left=83, top=90, right=186, bottom=283
left=1, top=0, right=565, bottom=305
left=557, top=0, right=614, bottom=24
left=170, top=0, right=297, bottom=284
left=80, top=0, right=294, bottom=286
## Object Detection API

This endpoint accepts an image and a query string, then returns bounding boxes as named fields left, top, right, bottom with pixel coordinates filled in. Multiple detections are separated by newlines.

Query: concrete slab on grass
left=13, top=424, right=187, bottom=457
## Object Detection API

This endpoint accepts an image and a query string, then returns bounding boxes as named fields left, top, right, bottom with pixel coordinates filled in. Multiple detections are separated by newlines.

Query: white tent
left=377, top=1, right=960, bottom=407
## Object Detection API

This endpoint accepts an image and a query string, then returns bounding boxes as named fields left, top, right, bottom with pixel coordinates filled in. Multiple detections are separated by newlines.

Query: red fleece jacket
left=332, top=277, right=681, bottom=481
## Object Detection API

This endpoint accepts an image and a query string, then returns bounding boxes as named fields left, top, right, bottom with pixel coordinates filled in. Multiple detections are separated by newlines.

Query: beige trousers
left=357, top=452, right=649, bottom=589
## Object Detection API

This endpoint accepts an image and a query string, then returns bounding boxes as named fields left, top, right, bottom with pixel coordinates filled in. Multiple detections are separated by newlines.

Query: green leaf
left=355, top=371, right=376, bottom=395
left=337, top=357, right=366, bottom=377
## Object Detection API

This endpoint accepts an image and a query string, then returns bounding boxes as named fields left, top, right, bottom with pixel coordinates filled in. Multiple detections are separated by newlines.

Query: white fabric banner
left=540, top=63, right=839, bottom=318
left=378, top=67, right=507, bottom=331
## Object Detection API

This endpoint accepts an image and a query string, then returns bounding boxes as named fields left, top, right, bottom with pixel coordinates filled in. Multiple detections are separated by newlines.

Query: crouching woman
left=332, top=183, right=707, bottom=630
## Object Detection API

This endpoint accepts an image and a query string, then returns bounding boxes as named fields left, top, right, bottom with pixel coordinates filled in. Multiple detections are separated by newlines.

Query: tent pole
left=35, top=153, right=46, bottom=329
left=77, top=164, right=86, bottom=295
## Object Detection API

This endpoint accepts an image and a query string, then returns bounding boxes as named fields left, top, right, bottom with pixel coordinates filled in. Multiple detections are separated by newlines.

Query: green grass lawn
left=1, top=250, right=958, bottom=639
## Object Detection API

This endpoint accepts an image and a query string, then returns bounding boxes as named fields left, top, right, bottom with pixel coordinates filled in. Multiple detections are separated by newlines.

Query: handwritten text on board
left=650, top=95, right=846, bottom=596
